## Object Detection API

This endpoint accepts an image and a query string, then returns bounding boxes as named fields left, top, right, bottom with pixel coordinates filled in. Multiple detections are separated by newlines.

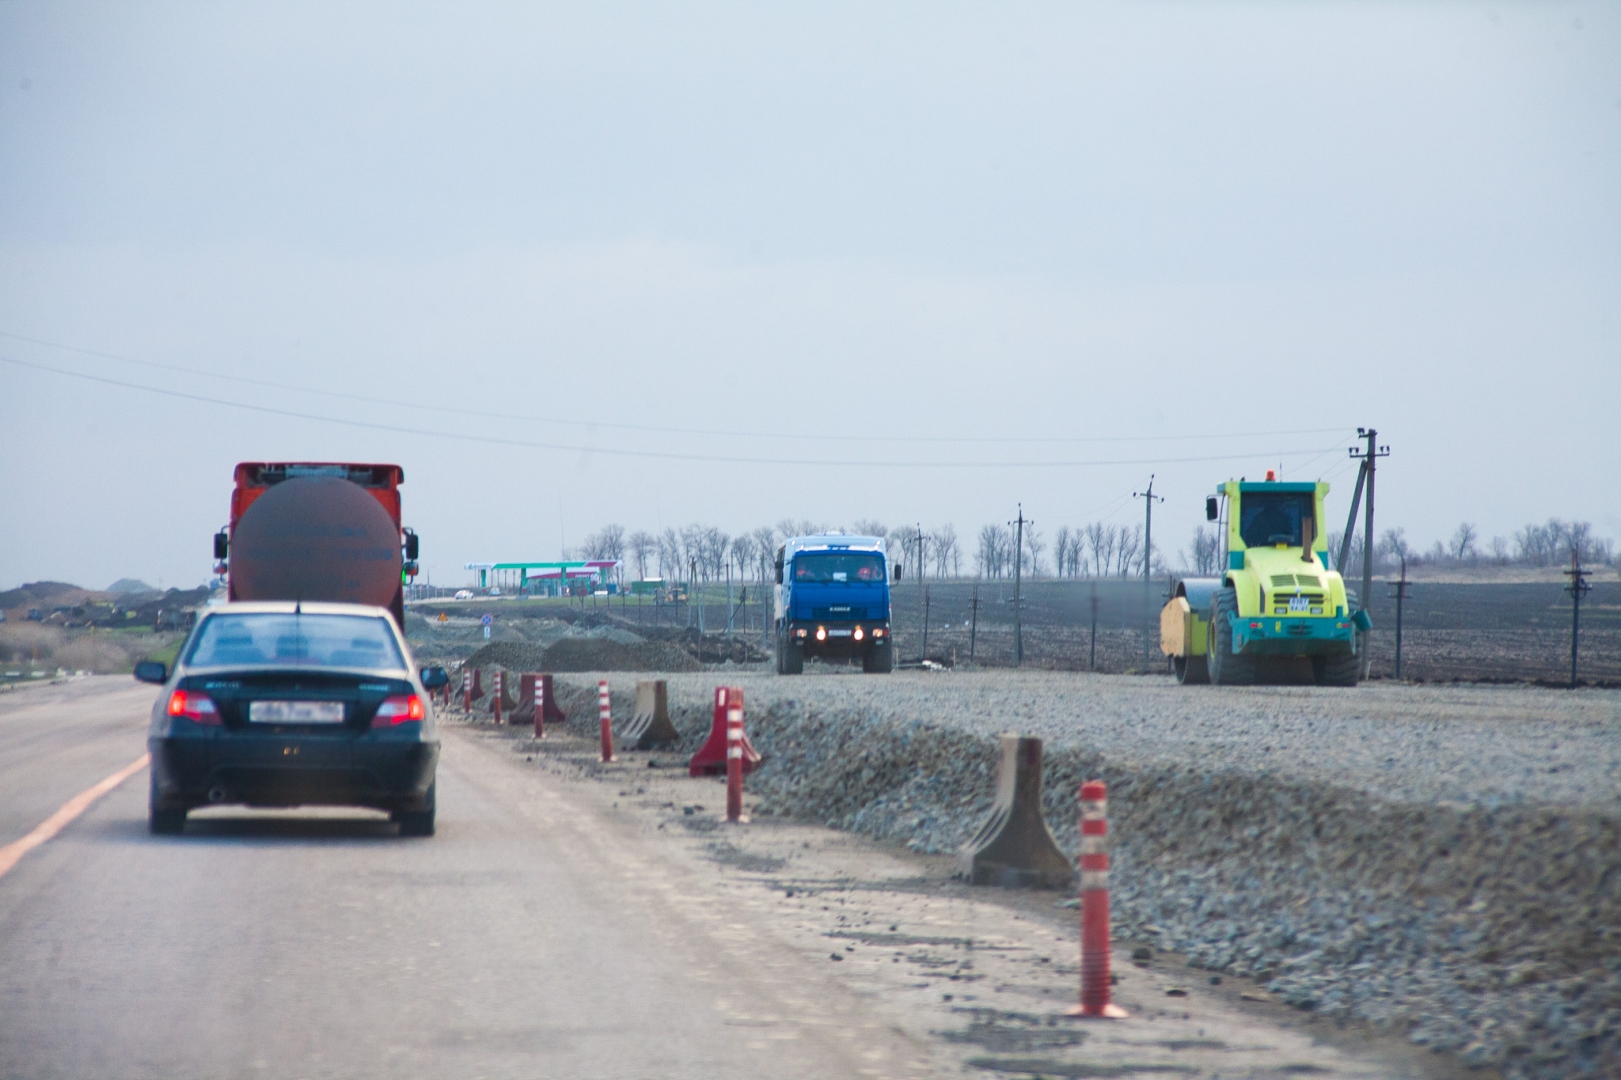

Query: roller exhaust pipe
left=207, top=786, right=229, bottom=804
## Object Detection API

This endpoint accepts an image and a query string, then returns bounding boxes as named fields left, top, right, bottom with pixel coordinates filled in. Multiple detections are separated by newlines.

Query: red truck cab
left=215, top=463, right=418, bottom=629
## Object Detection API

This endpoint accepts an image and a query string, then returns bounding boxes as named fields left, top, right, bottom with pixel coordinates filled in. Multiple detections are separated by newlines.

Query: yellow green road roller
left=1162, top=474, right=1372, bottom=686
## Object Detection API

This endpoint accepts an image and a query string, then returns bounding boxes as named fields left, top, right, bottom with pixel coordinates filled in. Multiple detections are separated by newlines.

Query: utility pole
left=1089, top=581, right=1098, bottom=671
left=1388, top=554, right=1410, bottom=680
left=1564, top=546, right=1593, bottom=689
left=1133, top=476, right=1164, bottom=670
left=916, top=523, right=926, bottom=663
left=1340, top=428, right=1390, bottom=679
left=1009, top=505, right=1031, bottom=666
left=969, top=582, right=979, bottom=662
left=922, top=585, right=931, bottom=662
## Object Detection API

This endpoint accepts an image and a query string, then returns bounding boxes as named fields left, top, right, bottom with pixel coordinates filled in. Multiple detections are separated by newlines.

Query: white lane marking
left=0, top=753, right=150, bottom=880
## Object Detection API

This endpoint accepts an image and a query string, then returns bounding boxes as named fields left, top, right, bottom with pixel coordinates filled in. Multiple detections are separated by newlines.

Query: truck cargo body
left=218, top=463, right=417, bottom=630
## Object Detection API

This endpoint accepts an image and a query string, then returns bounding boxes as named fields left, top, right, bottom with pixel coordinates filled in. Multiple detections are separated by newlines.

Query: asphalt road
left=0, top=677, right=935, bottom=1079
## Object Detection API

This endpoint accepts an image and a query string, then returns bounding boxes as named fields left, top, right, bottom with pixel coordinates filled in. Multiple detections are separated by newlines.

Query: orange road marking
left=0, top=753, right=150, bottom=880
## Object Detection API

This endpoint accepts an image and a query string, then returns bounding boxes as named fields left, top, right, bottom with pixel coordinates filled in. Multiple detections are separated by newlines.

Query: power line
left=0, top=329, right=1350, bottom=447
left=0, top=353, right=1347, bottom=471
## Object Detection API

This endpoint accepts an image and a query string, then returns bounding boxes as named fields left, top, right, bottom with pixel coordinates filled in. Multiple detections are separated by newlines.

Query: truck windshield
left=792, top=553, right=885, bottom=584
left=1239, top=493, right=1314, bottom=548
left=186, top=613, right=406, bottom=670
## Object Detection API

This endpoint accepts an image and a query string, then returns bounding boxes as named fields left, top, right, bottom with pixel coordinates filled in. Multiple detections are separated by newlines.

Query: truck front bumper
left=1231, top=614, right=1357, bottom=657
left=787, top=621, right=890, bottom=657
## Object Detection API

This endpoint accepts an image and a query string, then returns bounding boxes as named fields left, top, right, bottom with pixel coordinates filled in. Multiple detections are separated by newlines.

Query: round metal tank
left=230, top=476, right=402, bottom=608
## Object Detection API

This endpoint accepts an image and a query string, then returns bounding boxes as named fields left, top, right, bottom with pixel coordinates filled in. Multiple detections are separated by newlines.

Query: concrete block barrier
left=616, top=680, right=679, bottom=750
left=956, top=734, right=1072, bottom=888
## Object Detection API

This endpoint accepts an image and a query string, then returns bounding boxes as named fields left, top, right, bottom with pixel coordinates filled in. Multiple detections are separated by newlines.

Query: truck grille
left=1272, top=574, right=1325, bottom=588
left=812, top=607, right=868, bottom=620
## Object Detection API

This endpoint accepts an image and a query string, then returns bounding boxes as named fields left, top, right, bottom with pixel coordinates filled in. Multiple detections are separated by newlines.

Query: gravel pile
left=462, top=637, right=700, bottom=674
left=546, top=669, right=1620, bottom=1078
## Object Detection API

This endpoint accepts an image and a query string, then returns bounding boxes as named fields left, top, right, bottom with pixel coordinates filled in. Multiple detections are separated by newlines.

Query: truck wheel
left=148, top=774, right=186, bottom=835
left=1174, top=655, right=1209, bottom=685
left=397, top=782, right=436, bottom=837
left=1312, top=650, right=1361, bottom=687
left=1207, top=588, right=1255, bottom=686
left=863, top=640, right=893, bottom=674
left=780, top=635, right=804, bottom=675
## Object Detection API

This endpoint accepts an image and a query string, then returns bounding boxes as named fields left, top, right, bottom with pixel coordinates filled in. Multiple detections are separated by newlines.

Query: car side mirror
left=404, top=529, right=419, bottom=561
left=134, top=661, right=168, bottom=684
left=419, top=666, right=449, bottom=690
left=1206, top=496, right=1219, bottom=522
left=892, top=562, right=902, bottom=582
left=213, top=530, right=229, bottom=559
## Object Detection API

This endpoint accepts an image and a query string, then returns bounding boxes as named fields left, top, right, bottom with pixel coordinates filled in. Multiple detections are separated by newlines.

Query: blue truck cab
left=773, top=535, right=897, bottom=674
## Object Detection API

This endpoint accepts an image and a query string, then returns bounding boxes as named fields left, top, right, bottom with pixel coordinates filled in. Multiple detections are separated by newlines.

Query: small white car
left=453, top=589, right=474, bottom=600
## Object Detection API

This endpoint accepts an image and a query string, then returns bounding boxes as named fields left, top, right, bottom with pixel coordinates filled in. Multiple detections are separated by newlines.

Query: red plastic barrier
left=598, top=680, right=616, bottom=763
left=725, top=699, right=746, bottom=823
left=689, top=686, right=760, bottom=777
left=1067, top=780, right=1127, bottom=1019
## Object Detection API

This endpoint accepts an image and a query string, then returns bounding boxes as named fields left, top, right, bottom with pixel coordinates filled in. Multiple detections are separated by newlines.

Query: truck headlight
left=853, top=626, right=864, bottom=641
left=815, top=626, right=827, bottom=641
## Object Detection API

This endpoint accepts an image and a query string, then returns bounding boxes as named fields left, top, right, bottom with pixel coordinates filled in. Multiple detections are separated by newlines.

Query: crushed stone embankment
left=539, top=670, right=1621, bottom=1079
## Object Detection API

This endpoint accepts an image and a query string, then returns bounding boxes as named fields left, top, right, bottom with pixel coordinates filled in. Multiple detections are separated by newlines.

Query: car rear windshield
left=1239, top=493, right=1315, bottom=548
left=185, top=613, right=406, bottom=670
left=792, top=552, right=885, bottom=583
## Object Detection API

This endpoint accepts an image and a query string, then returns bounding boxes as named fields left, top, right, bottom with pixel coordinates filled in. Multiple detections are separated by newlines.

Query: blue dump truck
left=773, top=534, right=898, bottom=674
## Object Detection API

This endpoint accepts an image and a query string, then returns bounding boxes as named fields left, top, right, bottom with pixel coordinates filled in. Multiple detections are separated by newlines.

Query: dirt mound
left=462, top=637, right=701, bottom=673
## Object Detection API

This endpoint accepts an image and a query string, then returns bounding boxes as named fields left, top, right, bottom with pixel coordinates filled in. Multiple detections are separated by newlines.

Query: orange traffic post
left=461, top=669, right=472, bottom=715
left=597, top=680, right=616, bottom=763
left=492, top=670, right=503, bottom=725
left=725, top=692, right=746, bottom=823
left=532, top=674, right=546, bottom=739
left=1067, top=780, right=1127, bottom=1019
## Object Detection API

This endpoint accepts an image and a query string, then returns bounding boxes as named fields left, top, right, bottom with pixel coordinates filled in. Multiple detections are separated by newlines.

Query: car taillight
left=166, top=690, right=220, bottom=724
left=372, top=694, right=426, bottom=727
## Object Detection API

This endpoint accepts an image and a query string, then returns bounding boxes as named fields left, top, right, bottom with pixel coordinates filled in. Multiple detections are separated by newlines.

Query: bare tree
left=977, top=524, right=1011, bottom=578
left=1450, top=522, right=1479, bottom=564
left=658, top=528, right=681, bottom=579
left=931, top=524, right=958, bottom=578
left=1116, top=524, right=1141, bottom=578
left=627, top=530, right=656, bottom=581
left=751, top=526, right=778, bottom=582
left=851, top=519, right=886, bottom=539
left=1023, top=525, right=1047, bottom=577
left=1182, top=525, right=1220, bottom=575
left=1488, top=535, right=1509, bottom=564
left=1086, top=523, right=1113, bottom=578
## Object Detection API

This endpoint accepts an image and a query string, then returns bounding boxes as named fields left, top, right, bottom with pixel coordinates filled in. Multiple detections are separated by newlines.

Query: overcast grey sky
left=2, top=2, right=1617, bottom=591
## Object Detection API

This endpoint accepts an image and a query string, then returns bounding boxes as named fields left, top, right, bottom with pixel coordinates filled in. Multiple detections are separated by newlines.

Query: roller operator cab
left=774, top=535, right=896, bottom=674
left=1161, top=477, right=1373, bottom=687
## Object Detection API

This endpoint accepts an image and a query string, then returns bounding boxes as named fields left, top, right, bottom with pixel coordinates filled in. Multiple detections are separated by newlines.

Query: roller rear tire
left=1207, top=588, right=1256, bottom=686
left=1174, top=654, right=1209, bottom=685
left=1313, top=650, right=1361, bottom=687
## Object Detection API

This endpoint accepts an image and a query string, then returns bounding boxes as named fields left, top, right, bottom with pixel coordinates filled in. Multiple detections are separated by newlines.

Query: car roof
left=200, top=601, right=395, bottom=618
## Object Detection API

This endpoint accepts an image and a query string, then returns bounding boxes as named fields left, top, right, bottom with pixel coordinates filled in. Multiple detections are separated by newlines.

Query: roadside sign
left=481, top=614, right=493, bottom=627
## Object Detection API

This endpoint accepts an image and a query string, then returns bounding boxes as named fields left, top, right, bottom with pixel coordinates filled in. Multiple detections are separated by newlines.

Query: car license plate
left=1288, top=595, right=1310, bottom=613
left=249, top=700, right=345, bottom=723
